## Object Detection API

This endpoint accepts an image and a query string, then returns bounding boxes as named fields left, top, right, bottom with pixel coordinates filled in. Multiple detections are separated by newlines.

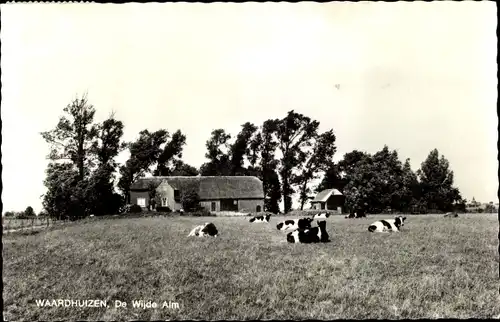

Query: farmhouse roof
left=130, top=176, right=264, bottom=200
left=311, top=188, right=343, bottom=202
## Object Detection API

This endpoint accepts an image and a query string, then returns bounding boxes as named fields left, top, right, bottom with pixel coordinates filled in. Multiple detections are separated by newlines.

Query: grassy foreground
left=3, top=213, right=499, bottom=320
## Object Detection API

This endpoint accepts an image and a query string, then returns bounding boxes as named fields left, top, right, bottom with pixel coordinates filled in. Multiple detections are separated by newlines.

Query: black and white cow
left=286, top=220, right=330, bottom=243
left=345, top=209, right=367, bottom=219
left=276, top=217, right=313, bottom=231
left=188, top=222, right=219, bottom=237
left=367, top=216, right=406, bottom=233
left=313, top=212, right=330, bottom=220
left=444, top=212, right=458, bottom=218
left=249, top=214, right=271, bottom=223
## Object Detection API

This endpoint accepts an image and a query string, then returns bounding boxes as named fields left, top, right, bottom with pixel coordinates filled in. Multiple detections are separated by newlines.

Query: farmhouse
left=310, top=188, right=345, bottom=214
left=129, top=176, right=264, bottom=213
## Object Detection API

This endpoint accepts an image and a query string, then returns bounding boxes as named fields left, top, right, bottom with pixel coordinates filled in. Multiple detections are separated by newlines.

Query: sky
left=1, top=2, right=498, bottom=213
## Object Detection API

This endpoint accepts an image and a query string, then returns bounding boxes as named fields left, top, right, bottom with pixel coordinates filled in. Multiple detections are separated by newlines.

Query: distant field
left=3, top=213, right=499, bottom=320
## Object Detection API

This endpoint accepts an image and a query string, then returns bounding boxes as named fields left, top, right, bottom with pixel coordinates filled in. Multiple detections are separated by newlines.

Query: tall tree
left=154, top=130, right=187, bottom=176
left=275, top=111, right=319, bottom=213
left=248, top=119, right=282, bottom=213
left=170, top=160, right=199, bottom=176
left=41, top=94, right=98, bottom=180
left=42, top=163, right=86, bottom=220
left=294, top=129, right=337, bottom=210
left=91, top=115, right=126, bottom=168
left=370, top=146, right=404, bottom=212
left=417, top=149, right=462, bottom=212
left=337, top=150, right=371, bottom=176
left=87, top=115, right=126, bottom=215
left=117, top=129, right=169, bottom=201
left=265, top=170, right=282, bottom=213
left=229, top=122, right=258, bottom=175
left=199, top=129, right=232, bottom=176
left=398, top=158, right=420, bottom=212
left=340, top=152, right=374, bottom=213
left=338, top=147, right=409, bottom=214
left=316, top=163, right=344, bottom=193
left=41, top=94, right=108, bottom=219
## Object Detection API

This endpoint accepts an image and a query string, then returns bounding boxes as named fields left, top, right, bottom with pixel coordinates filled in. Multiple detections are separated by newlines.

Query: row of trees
left=197, top=112, right=337, bottom=213
left=38, top=94, right=465, bottom=219
left=316, top=147, right=464, bottom=214
left=3, top=206, right=37, bottom=219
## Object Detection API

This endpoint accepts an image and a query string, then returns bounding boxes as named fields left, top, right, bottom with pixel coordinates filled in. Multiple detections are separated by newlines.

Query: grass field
left=3, top=213, right=499, bottom=320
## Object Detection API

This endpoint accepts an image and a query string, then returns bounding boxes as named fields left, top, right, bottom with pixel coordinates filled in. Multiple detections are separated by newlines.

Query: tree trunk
left=262, top=169, right=267, bottom=212
left=77, top=130, right=85, bottom=181
left=283, top=174, right=290, bottom=213
left=299, top=180, right=309, bottom=210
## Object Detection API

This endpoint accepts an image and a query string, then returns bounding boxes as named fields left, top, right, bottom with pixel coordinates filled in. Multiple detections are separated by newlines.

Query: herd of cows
left=187, top=212, right=409, bottom=243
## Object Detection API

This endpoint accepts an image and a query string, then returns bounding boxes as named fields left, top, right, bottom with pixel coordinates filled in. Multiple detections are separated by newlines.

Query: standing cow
left=276, top=218, right=313, bottom=231
left=313, top=212, right=330, bottom=220
left=286, top=221, right=330, bottom=243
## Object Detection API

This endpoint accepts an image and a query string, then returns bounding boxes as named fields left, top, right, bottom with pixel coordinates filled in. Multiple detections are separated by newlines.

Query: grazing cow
left=249, top=214, right=271, bottom=223
left=188, top=222, right=219, bottom=237
left=444, top=212, right=458, bottom=218
left=286, top=221, right=330, bottom=243
left=276, top=217, right=313, bottom=231
left=368, top=216, right=406, bottom=233
left=313, top=212, right=330, bottom=220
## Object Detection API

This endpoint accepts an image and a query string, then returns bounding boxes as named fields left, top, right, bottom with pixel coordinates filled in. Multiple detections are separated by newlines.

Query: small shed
left=310, top=188, right=345, bottom=214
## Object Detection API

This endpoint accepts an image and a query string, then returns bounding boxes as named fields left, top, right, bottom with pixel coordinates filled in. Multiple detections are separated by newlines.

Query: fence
left=2, top=216, right=54, bottom=232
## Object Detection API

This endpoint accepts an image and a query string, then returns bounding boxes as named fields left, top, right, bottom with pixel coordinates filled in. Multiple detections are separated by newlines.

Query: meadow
left=3, top=213, right=499, bottom=320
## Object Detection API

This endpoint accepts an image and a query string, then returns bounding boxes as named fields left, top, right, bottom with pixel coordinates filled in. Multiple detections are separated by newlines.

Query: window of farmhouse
left=162, top=198, right=167, bottom=207
left=137, top=198, right=146, bottom=207
left=256, top=205, right=262, bottom=212
left=211, top=202, right=216, bottom=211
left=174, top=190, right=181, bottom=202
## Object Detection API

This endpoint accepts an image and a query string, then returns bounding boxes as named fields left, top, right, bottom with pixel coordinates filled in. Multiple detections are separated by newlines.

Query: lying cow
left=287, top=220, right=330, bottom=243
left=188, top=222, right=219, bottom=237
left=368, top=216, right=406, bottom=233
left=444, top=212, right=458, bottom=218
left=313, top=212, right=330, bottom=220
left=276, top=217, right=313, bottom=231
left=345, top=209, right=367, bottom=219
left=249, top=214, right=271, bottom=223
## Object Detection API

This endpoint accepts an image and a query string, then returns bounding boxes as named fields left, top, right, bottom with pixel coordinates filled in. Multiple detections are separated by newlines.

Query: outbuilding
left=310, top=188, right=345, bottom=214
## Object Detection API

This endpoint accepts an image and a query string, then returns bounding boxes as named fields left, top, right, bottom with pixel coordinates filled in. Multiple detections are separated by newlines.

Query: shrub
left=156, top=206, right=172, bottom=213
left=129, top=204, right=142, bottom=213
left=185, top=207, right=215, bottom=217
left=180, top=184, right=200, bottom=212
left=38, top=210, right=49, bottom=217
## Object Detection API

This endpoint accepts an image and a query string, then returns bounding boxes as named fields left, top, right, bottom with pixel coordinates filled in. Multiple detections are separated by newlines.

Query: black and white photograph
left=1, top=2, right=498, bottom=320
